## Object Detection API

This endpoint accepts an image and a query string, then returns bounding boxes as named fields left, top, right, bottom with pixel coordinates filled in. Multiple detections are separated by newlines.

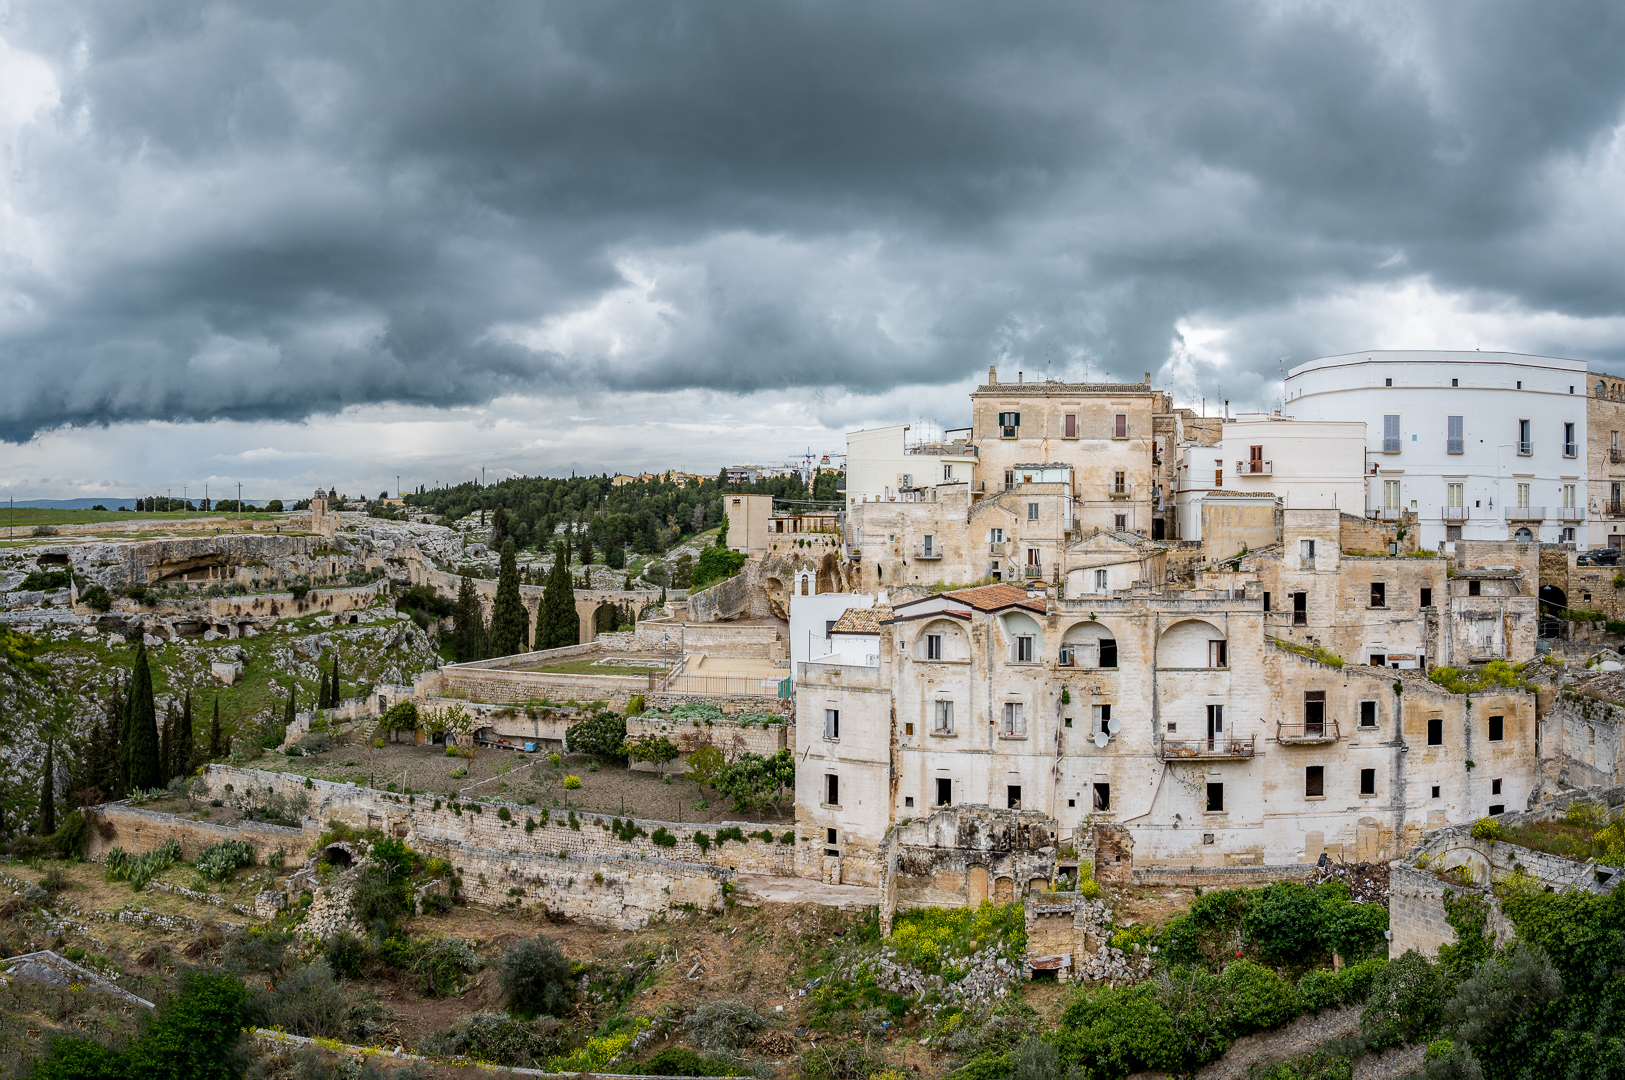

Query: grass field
left=0, top=506, right=285, bottom=528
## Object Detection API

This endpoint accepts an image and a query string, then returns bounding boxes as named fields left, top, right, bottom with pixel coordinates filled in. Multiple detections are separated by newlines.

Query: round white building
left=1285, top=350, right=1589, bottom=549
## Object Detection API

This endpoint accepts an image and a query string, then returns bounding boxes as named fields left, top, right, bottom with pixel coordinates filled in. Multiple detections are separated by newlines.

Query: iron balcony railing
left=1506, top=506, right=1545, bottom=521
left=1565, top=443, right=1579, bottom=457
left=1559, top=507, right=1585, bottom=522
left=1376, top=508, right=1404, bottom=521
left=1236, top=460, right=1273, bottom=475
left=914, top=543, right=943, bottom=559
left=1609, top=501, right=1625, bottom=518
left=1276, top=720, right=1341, bottom=745
left=1442, top=506, right=1469, bottom=520
left=1447, top=438, right=1464, bottom=454
left=1023, top=565, right=1044, bottom=578
left=1613, top=448, right=1624, bottom=464
left=1157, top=735, right=1256, bottom=761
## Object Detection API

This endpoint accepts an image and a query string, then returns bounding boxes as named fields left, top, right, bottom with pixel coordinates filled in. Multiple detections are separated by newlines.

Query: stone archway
left=993, top=876, right=1016, bottom=902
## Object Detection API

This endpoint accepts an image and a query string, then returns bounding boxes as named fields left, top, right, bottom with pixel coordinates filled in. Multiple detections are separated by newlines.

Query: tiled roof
left=942, top=583, right=1047, bottom=613
left=830, top=605, right=894, bottom=634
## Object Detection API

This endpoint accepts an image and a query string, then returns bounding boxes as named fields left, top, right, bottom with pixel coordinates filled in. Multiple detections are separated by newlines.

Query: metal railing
left=1109, top=485, right=1133, bottom=500
left=1565, top=443, right=1579, bottom=457
left=1235, top=460, right=1272, bottom=475
left=1505, top=506, right=1545, bottom=521
left=1559, top=507, right=1585, bottom=521
left=914, top=543, right=943, bottom=559
left=1442, top=506, right=1469, bottom=520
left=1517, top=441, right=1533, bottom=456
left=1376, top=508, right=1404, bottom=521
left=1023, top=565, right=1044, bottom=578
left=1447, top=438, right=1464, bottom=454
left=1609, top=501, right=1625, bottom=518
left=1158, top=735, right=1256, bottom=761
left=1276, top=720, right=1341, bottom=744
left=1613, top=448, right=1624, bottom=464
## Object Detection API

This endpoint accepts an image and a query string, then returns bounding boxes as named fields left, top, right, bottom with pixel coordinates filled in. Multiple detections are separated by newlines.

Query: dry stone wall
left=83, top=803, right=308, bottom=865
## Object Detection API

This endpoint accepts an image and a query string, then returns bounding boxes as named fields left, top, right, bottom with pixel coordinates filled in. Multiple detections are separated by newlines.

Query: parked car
left=1579, top=548, right=1621, bottom=566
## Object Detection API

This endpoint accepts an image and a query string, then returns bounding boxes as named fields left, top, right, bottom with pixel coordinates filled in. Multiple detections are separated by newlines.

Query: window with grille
left=1002, top=702, right=1026, bottom=736
left=1383, top=414, right=1401, bottom=453
left=1447, top=415, right=1464, bottom=454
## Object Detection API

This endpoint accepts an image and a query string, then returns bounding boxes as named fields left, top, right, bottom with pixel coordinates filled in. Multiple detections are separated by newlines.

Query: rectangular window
left=934, top=700, right=953, bottom=733
left=825, top=774, right=839, bottom=806
left=1007, top=785, right=1022, bottom=809
left=827, top=827, right=838, bottom=844
left=1064, top=413, right=1077, bottom=438
left=1293, top=592, right=1307, bottom=626
left=1518, top=418, right=1532, bottom=455
left=1489, top=714, right=1504, bottom=741
left=1360, top=768, right=1376, bottom=795
left=1301, top=538, right=1316, bottom=562
left=1383, top=414, right=1401, bottom=453
left=1208, top=640, right=1228, bottom=668
left=1002, top=702, right=1026, bottom=736
left=1206, top=782, right=1225, bottom=813
left=1428, top=716, right=1443, bottom=745
left=824, top=709, right=840, bottom=740
left=1432, top=784, right=1441, bottom=798
left=989, top=528, right=1004, bottom=544
left=1305, top=766, right=1325, bottom=798
left=1114, top=413, right=1127, bottom=439
left=1468, top=579, right=1481, bottom=596
left=999, top=411, right=1021, bottom=438
left=1384, top=479, right=1401, bottom=510
left=1370, top=582, right=1386, bottom=608
left=1421, top=587, right=1433, bottom=607
left=1099, top=638, right=1118, bottom=668
left=1263, top=591, right=1271, bottom=612
left=1489, top=804, right=1505, bottom=816
left=1015, top=636, right=1034, bottom=662
left=1492, top=778, right=1502, bottom=795
left=1114, top=513, right=1127, bottom=530
left=936, top=777, right=952, bottom=806
left=1565, top=421, right=1577, bottom=457
left=1447, top=482, right=1463, bottom=509
left=1207, top=703, right=1224, bottom=737
left=1092, top=703, right=1113, bottom=735
left=926, top=634, right=942, bottom=660
left=1304, top=691, right=1326, bottom=732
left=1518, top=483, right=1531, bottom=508
left=1028, top=502, right=1039, bottom=521
left=1004, top=469, right=1015, bottom=490
left=1093, top=783, right=1111, bottom=810
left=1094, top=568, right=1108, bottom=592
left=1360, top=700, right=1378, bottom=728
left=1447, top=415, right=1464, bottom=454
left=1564, top=484, right=1577, bottom=509
left=1114, top=471, right=1127, bottom=495
left=1215, top=462, right=1224, bottom=487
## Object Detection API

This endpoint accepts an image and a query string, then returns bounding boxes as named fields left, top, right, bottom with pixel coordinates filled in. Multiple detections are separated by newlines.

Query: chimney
left=1144, top=371, right=1151, bottom=384
left=1018, top=371, right=1023, bottom=383
left=988, top=365, right=997, bottom=385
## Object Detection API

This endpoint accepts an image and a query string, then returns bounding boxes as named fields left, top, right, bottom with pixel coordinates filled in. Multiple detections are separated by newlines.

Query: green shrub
left=1057, top=982, right=1185, bottom=1074
left=565, top=710, right=627, bottom=759
left=80, top=584, right=114, bottom=612
left=105, top=839, right=182, bottom=890
left=1243, top=882, right=1322, bottom=965
left=651, top=826, right=677, bottom=847
left=500, top=935, right=576, bottom=1019
left=194, top=839, right=255, bottom=882
left=1360, top=949, right=1450, bottom=1049
left=405, top=936, right=483, bottom=997
left=623, top=1046, right=736, bottom=1076
left=498, top=806, right=512, bottom=821
left=324, top=931, right=371, bottom=980
left=421, top=1012, right=570, bottom=1069
left=34, top=971, right=254, bottom=1080
left=1220, top=960, right=1299, bottom=1032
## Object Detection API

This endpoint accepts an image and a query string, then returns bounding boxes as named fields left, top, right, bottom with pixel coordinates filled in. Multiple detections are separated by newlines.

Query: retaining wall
left=623, top=715, right=788, bottom=773
left=83, top=803, right=309, bottom=864
left=1129, top=864, right=1313, bottom=888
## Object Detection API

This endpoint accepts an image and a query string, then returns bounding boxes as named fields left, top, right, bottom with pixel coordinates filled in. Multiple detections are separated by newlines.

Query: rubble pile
left=1304, top=860, right=1390, bottom=904
left=793, top=944, right=1023, bottom=1017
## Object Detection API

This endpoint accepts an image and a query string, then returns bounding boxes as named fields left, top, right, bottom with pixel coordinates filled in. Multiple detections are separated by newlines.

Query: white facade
left=788, top=578, right=875, bottom=670
left=1175, top=415, right=1368, bottom=542
left=1285, top=351, right=1590, bottom=548
left=845, top=424, right=977, bottom=506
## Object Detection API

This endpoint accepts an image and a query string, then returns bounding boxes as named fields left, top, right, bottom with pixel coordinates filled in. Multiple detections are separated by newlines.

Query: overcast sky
left=3, top=2, right=1625, bottom=501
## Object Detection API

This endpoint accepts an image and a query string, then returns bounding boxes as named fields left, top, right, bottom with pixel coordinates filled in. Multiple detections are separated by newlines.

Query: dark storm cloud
left=3, top=1, right=1625, bottom=440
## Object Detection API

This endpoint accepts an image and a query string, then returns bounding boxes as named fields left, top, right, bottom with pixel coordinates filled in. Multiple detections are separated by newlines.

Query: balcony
left=914, top=543, right=943, bottom=560
left=988, top=541, right=1007, bottom=556
left=1109, top=487, right=1133, bottom=500
left=1022, top=565, right=1044, bottom=579
left=1158, top=735, right=1256, bottom=761
left=1276, top=720, right=1340, bottom=745
left=1559, top=507, right=1585, bottom=522
left=1442, top=506, right=1469, bottom=520
left=1376, top=508, right=1404, bottom=521
left=1505, top=506, right=1545, bottom=521
left=1613, top=448, right=1624, bottom=464
left=1235, top=460, right=1273, bottom=476
left=1609, top=501, right=1625, bottom=518
left=1565, top=443, right=1579, bottom=458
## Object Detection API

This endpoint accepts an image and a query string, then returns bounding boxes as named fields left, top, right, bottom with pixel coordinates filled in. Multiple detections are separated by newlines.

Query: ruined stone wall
left=1539, top=691, right=1625, bottom=790
left=876, top=807, right=1060, bottom=929
left=82, top=803, right=310, bottom=865
left=624, top=714, right=787, bottom=773
left=1388, top=863, right=1468, bottom=958
left=1339, top=512, right=1420, bottom=555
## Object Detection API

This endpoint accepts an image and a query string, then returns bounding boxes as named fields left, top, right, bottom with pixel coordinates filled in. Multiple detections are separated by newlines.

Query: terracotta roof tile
left=942, top=583, right=1047, bottom=613
left=830, top=605, right=894, bottom=634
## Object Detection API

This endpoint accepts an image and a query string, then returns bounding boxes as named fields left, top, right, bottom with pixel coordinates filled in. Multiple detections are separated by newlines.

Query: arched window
left=1157, top=618, right=1229, bottom=669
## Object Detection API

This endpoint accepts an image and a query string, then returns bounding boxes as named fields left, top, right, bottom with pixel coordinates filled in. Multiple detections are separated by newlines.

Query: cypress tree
left=331, top=655, right=341, bottom=708
left=579, top=528, right=594, bottom=565
left=39, top=741, right=55, bottom=837
left=537, top=541, right=579, bottom=650
left=178, top=692, right=194, bottom=775
left=284, top=687, right=296, bottom=738
left=488, top=539, right=529, bottom=656
left=123, top=639, right=161, bottom=794
left=159, top=701, right=175, bottom=786
left=207, top=697, right=224, bottom=760
left=490, top=506, right=510, bottom=551
left=452, top=574, right=487, bottom=662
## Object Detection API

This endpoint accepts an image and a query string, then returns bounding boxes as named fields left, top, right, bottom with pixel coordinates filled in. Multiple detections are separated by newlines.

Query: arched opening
left=1061, top=620, right=1119, bottom=668
left=1539, top=584, right=1567, bottom=639
left=323, top=845, right=355, bottom=869
left=1000, top=611, right=1044, bottom=662
left=1514, top=527, right=1534, bottom=542
left=915, top=617, right=969, bottom=661
left=1157, top=618, right=1228, bottom=669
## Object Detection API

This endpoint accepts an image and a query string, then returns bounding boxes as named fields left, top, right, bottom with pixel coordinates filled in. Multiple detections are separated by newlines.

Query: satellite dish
left=1093, top=731, right=1109, bottom=749
left=1107, top=716, right=1121, bottom=735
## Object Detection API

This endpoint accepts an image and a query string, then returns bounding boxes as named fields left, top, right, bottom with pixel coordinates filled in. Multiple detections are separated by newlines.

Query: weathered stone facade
left=876, top=806, right=1059, bottom=931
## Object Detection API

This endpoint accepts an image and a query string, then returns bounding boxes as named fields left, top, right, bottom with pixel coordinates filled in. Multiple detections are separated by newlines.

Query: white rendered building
left=845, top=424, right=977, bottom=506
left=1285, top=351, right=1590, bottom=549
left=1174, top=415, right=1369, bottom=542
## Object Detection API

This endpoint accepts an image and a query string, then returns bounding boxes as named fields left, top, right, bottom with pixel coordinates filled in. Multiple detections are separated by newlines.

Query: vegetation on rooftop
left=1428, top=660, right=1537, bottom=695
left=1268, top=637, right=1344, bottom=668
